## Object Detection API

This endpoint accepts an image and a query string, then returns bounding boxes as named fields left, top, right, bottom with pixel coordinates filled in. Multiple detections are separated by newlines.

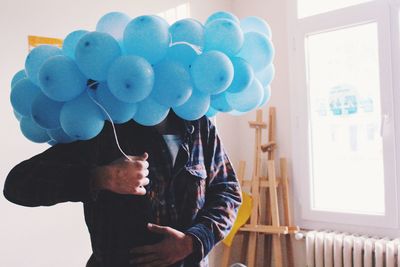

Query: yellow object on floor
left=223, top=191, right=253, bottom=247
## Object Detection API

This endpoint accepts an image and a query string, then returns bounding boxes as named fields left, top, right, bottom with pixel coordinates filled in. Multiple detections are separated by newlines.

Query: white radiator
left=305, top=231, right=400, bottom=267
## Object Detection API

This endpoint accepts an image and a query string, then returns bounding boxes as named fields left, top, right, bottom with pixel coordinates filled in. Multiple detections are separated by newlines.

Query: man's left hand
left=129, top=223, right=194, bottom=267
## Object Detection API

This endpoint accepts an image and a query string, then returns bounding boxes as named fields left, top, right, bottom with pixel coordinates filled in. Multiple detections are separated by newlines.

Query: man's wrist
left=90, top=166, right=111, bottom=191
left=183, top=234, right=195, bottom=256
left=184, top=232, right=203, bottom=261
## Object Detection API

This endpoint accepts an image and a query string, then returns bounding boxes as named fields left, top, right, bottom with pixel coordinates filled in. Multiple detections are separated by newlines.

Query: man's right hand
left=91, top=153, right=150, bottom=195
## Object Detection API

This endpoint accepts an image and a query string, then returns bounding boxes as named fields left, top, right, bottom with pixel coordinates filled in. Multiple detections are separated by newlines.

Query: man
left=3, top=110, right=242, bottom=267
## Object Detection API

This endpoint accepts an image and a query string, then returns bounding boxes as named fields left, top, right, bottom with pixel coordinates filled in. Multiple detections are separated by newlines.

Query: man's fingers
left=129, top=152, right=149, bottom=162
left=147, top=223, right=170, bottom=235
left=141, top=152, right=149, bottom=161
left=132, top=186, right=146, bottom=196
left=131, top=160, right=149, bottom=170
left=141, top=177, right=150, bottom=187
left=130, top=244, right=157, bottom=254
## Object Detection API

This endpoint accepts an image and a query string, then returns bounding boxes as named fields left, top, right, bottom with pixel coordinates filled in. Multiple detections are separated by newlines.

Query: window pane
left=158, top=3, right=190, bottom=24
left=298, top=0, right=372, bottom=18
left=306, top=23, right=385, bottom=215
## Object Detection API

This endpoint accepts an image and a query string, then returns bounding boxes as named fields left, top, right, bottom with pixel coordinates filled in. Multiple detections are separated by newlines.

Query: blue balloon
left=205, top=106, right=218, bottom=118
left=226, top=78, right=264, bottom=112
left=152, top=60, right=192, bottom=107
left=14, top=110, right=23, bottom=121
left=75, top=31, right=121, bottom=81
left=256, top=64, right=275, bottom=87
left=48, top=139, right=58, bottom=146
left=240, top=16, right=272, bottom=39
left=107, top=55, right=154, bottom=103
left=211, top=92, right=233, bottom=112
left=227, top=57, right=254, bottom=93
left=173, top=90, right=210, bottom=120
left=191, top=51, right=234, bottom=94
left=60, top=91, right=105, bottom=140
left=205, top=11, right=240, bottom=25
left=20, top=117, right=51, bottom=143
left=47, top=127, right=77, bottom=143
left=95, top=82, right=138, bottom=123
left=62, top=30, right=89, bottom=59
left=39, top=55, right=87, bottom=101
left=11, top=70, right=27, bottom=88
left=133, top=97, right=170, bottom=126
left=96, top=12, right=131, bottom=42
left=165, top=44, right=198, bottom=70
left=10, top=78, right=41, bottom=117
left=169, top=18, right=205, bottom=48
left=123, top=15, right=170, bottom=64
left=25, top=45, right=62, bottom=86
left=31, top=92, right=63, bottom=129
left=204, top=19, right=244, bottom=56
left=259, top=86, right=271, bottom=107
left=238, top=32, right=275, bottom=72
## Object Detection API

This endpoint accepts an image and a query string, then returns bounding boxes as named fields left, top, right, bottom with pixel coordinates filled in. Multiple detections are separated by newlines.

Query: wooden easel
left=221, top=108, right=299, bottom=267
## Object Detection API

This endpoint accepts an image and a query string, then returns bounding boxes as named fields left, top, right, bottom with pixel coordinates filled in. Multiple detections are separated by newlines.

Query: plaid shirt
left=3, top=115, right=242, bottom=267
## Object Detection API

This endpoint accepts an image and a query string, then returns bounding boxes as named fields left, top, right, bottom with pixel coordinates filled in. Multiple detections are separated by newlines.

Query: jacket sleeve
left=185, top=118, right=242, bottom=261
left=3, top=133, right=102, bottom=207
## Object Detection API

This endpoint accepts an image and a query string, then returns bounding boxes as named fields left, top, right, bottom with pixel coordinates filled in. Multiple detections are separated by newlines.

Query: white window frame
left=287, top=0, right=400, bottom=236
left=157, top=3, right=191, bottom=24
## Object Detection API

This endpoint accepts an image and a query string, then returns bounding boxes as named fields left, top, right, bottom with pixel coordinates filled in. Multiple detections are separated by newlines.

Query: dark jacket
left=3, top=116, right=242, bottom=267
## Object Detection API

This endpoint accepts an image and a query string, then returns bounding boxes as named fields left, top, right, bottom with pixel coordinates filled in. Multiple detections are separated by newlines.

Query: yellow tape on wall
left=28, top=35, right=63, bottom=51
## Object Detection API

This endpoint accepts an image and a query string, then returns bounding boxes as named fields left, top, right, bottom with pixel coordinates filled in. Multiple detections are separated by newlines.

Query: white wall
left=0, top=1, right=232, bottom=266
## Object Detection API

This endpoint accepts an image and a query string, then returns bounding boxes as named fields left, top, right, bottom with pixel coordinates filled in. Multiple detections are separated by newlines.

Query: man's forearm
left=4, top=157, right=95, bottom=207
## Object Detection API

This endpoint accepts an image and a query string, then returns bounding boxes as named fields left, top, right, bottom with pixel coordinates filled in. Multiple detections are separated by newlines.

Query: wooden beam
left=240, top=225, right=289, bottom=234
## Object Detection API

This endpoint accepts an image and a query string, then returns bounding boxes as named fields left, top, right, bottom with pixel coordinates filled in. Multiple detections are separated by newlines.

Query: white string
left=169, top=41, right=202, bottom=55
left=86, top=87, right=133, bottom=162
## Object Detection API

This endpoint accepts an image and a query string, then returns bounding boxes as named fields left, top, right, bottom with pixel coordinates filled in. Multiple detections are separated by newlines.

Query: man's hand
left=129, top=223, right=194, bottom=267
left=92, top=153, right=150, bottom=195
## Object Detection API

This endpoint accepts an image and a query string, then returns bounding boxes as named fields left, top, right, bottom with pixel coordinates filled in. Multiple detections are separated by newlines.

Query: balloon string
left=169, top=40, right=202, bottom=55
left=86, top=88, right=133, bottom=162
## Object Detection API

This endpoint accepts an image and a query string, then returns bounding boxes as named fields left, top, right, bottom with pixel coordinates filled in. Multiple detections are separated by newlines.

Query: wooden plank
left=264, top=107, right=276, bottom=267
left=280, top=158, right=295, bottom=267
left=242, top=178, right=284, bottom=188
left=280, top=159, right=293, bottom=225
left=267, top=107, right=277, bottom=161
left=240, top=232, right=249, bottom=263
left=272, top=235, right=283, bottom=267
left=267, top=160, right=283, bottom=267
left=249, top=121, right=268, bottom=128
left=238, top=161, right=246, bottom=186
left=288, top=226, right=300, bottom=233
left=247, top=110, right=264, bottom=267
left=246, top=232, right=257, bottom=267
left=267, top=161, right=280, bottom=231
left=239, top=225, right=289, bottom=234
left=221, top=244, right=231, bottom=267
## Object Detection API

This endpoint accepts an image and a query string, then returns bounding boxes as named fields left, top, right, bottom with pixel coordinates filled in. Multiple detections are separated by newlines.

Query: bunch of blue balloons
left=10, top=11, right=275, bottom=144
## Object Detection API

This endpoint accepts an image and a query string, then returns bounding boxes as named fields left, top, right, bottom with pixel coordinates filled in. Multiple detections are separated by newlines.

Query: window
left=157, top=3, right=190, bottom=24
left=288, top=0, right=400, bottom=235
left=307, top=23, right=385, bottom=215
left=297, top=0, right=372, bottom=18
